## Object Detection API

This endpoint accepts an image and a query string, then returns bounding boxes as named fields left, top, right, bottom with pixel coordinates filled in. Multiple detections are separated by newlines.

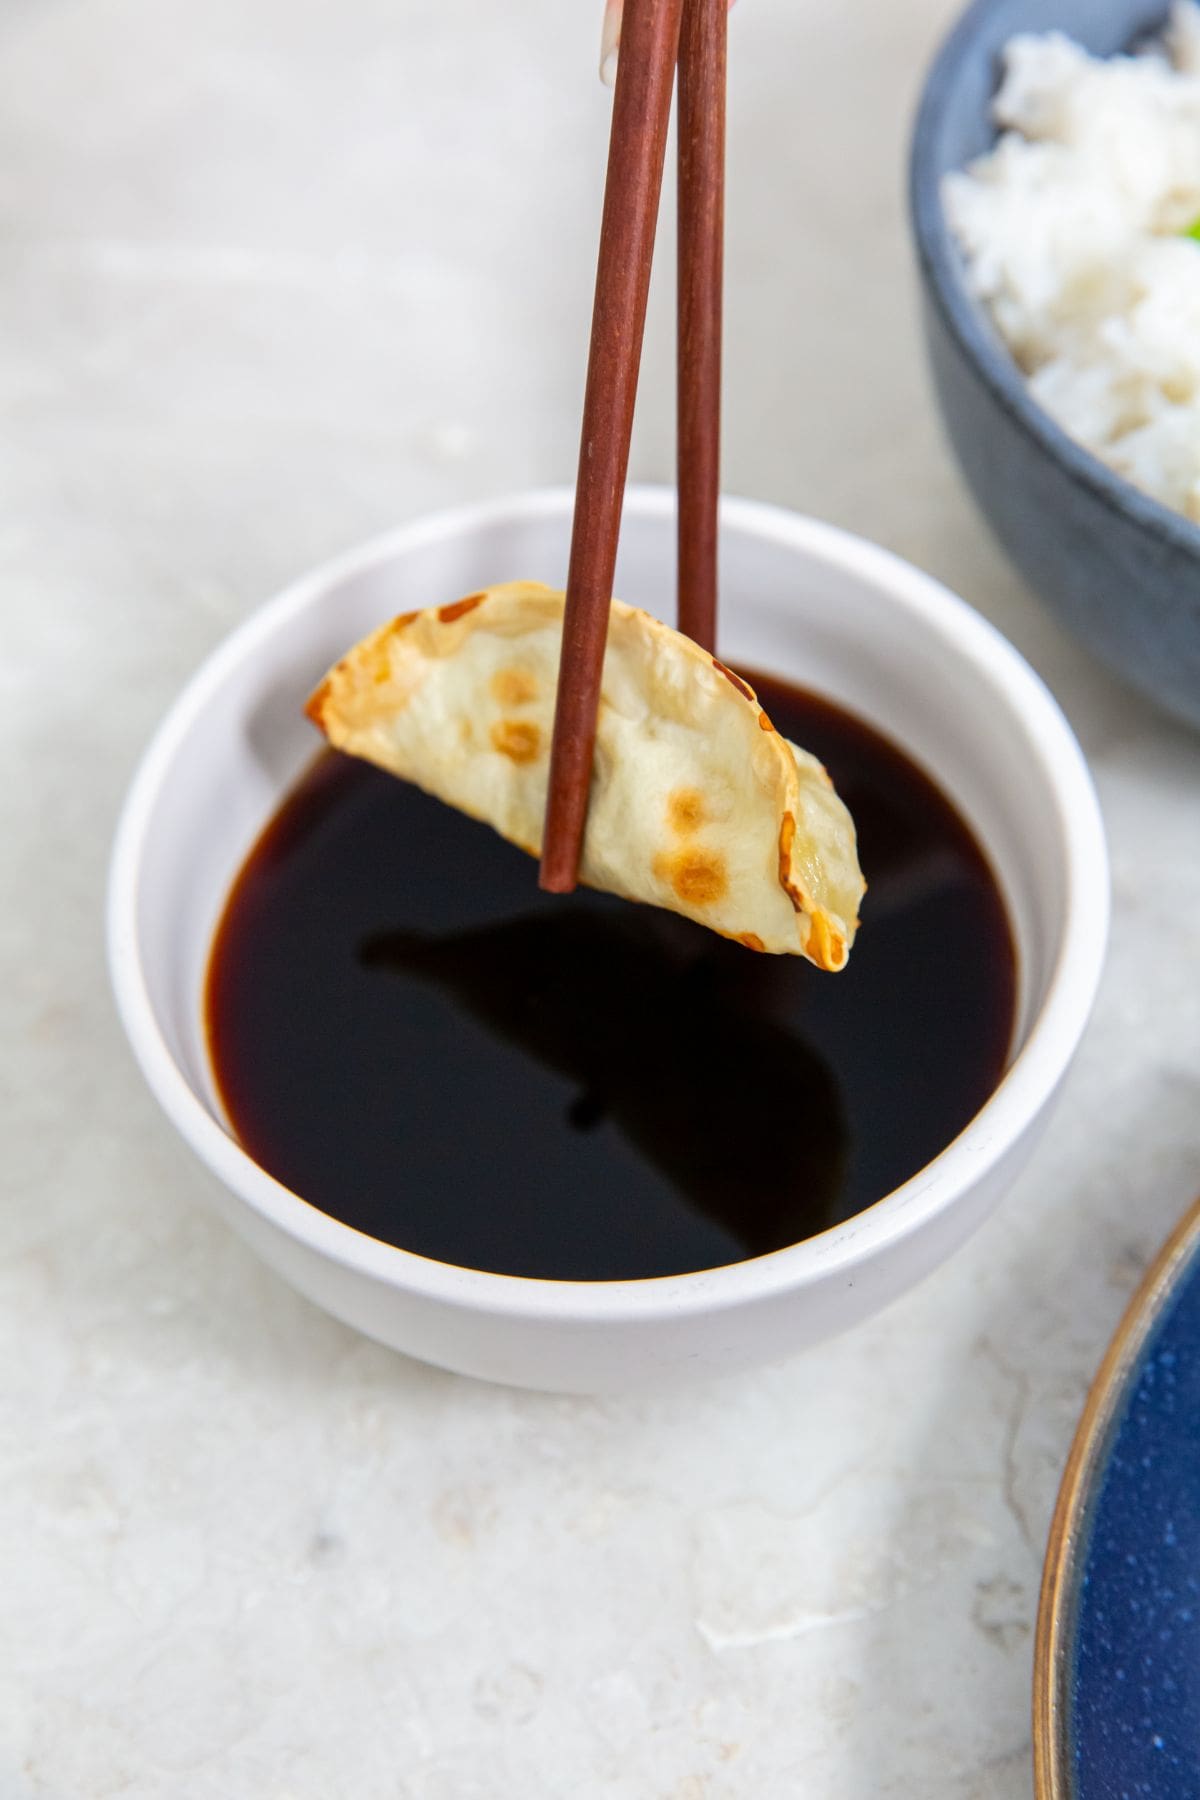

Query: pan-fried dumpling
left=306, top=581, right=865, bottom=969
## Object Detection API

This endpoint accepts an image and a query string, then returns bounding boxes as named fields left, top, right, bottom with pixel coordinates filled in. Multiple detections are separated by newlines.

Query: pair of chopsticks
left=540, top=0, right=727, bottom=894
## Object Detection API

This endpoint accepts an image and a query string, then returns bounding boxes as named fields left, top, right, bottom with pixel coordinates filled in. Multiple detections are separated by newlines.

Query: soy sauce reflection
left=362, top=908, right=847, bottom=1261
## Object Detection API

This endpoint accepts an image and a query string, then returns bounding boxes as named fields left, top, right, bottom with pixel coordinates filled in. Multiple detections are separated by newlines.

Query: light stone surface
left=3, top=0, right=1199, bottom=1794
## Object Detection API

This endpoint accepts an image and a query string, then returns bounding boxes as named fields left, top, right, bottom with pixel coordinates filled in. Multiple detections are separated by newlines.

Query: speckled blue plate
left=1036, top=1196, right=1200, bottom=1798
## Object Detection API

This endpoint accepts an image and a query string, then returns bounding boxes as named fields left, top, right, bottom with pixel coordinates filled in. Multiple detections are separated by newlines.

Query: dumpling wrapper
left=306, top=581, right=866, bottom=969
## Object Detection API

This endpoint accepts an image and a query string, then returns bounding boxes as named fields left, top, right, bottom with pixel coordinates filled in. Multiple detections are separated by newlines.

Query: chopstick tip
left=538, top=864, right=578, bottom=897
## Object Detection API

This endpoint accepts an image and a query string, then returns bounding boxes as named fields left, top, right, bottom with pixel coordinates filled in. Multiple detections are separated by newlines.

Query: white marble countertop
left=4, top=0, right=1199, bottom=1793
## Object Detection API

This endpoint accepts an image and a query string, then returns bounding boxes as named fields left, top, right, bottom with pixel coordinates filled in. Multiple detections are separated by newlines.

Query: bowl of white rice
left=911, top=0, right=1200, bottom=729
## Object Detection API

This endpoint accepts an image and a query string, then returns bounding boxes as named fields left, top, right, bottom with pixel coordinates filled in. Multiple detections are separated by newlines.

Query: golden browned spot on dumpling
left=490, top=719, right=542, bottom=764
left=654, top=847, right=728, bottom=907
left=392, top=609, right=421, bottom=632
left=491, top=667, right=539, bottom=707
left=304, top=678, right=332, bottom=727
left=711, top=658, right=755, bottom=702
left=438, top=593, right=487, bottom=624
left=807, top=912, right=846, bottom=972
left=778, top=811, right=795, bottom=878
left=739, top=932, right=766, bottom=951
left=666, top=787, right=706, bottom=835
left=758, top=711, right=775, bottom=733
left=777, top=810, right=807, bottom=916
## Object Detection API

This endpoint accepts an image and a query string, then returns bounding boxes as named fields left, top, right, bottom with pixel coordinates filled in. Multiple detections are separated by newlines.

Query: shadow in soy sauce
left=361, top=905, right=849, bottom=1262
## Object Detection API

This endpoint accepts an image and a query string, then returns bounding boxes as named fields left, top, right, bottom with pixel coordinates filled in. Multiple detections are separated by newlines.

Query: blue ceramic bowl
left=910, top=0, right=1200, bottom=731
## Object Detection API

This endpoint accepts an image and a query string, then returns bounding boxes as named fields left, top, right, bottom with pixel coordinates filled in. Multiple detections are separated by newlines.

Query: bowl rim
left=107, top=485, right=1109, bottom=1326
left=909, top=0, right=1200, bottom=562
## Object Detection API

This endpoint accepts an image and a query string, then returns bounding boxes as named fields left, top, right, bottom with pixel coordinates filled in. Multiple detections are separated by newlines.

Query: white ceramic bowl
left=108, top=488, right=1108, bottom=1393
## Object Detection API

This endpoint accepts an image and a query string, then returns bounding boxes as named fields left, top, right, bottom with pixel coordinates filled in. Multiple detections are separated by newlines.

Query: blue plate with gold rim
left=1036, top=1196, right=1200, bottom=1798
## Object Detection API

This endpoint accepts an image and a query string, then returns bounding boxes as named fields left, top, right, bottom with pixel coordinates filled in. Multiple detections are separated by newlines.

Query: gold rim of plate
left=1033, top=1192, right=1200, bottom=1800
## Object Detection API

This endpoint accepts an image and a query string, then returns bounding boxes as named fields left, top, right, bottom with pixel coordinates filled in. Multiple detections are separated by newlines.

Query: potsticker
left=306, top=582, right=865, bottom=968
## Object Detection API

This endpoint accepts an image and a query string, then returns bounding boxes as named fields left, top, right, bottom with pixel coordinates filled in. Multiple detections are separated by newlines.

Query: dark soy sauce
left=206, top=676, right=1016, bottom=1281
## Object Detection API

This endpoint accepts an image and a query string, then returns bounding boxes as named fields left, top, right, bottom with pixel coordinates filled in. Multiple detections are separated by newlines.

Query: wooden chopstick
left=539, top=0, right=685, bottom=895
left=676, top=0, right=726, bottom=654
